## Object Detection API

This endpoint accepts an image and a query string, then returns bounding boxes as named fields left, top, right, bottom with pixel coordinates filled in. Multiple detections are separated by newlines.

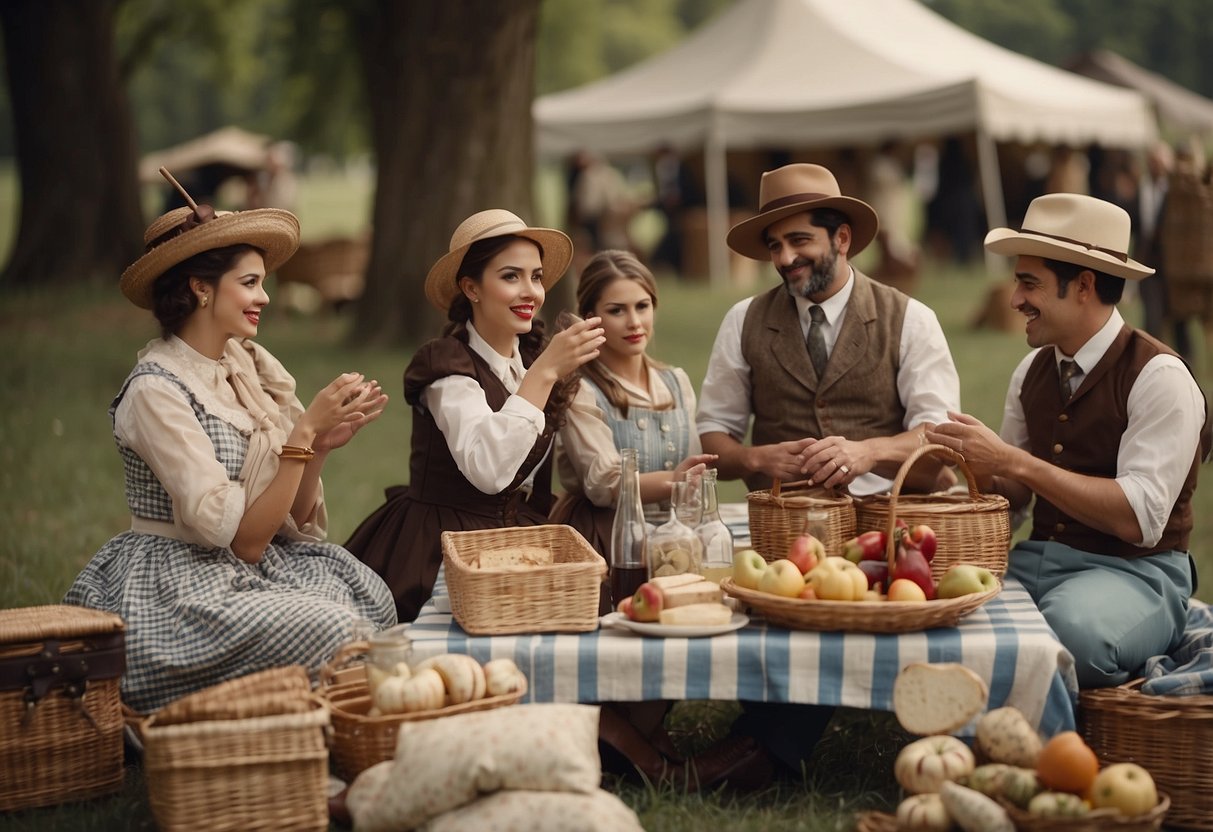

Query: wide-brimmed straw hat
left=424, top=209, right=573, bottom=311
left=121, top=205, right=301, bottom=309
left=984, top=193, right=1153, bottom=281
left=726, top=163, right=879, bottom=261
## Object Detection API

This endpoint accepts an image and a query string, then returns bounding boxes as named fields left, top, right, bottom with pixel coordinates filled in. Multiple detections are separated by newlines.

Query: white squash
left=975, top=707, right=1042, bottom=767
left=483, top=658, right=525, bottom=697
left=939, top=781, right=1014, bottom=832
left=895, top=792, right=953, bottom=831
left=415, top=654, right=484, bottom=705
left=895, top=735, right=977, bottom=794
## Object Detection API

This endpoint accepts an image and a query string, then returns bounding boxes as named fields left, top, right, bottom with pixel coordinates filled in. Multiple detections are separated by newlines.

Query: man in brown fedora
left=698, top=162, right=959, bottom=496
left=930, top=193, right=1209, bottom=690
left=688, top=163, right=960, bottom=787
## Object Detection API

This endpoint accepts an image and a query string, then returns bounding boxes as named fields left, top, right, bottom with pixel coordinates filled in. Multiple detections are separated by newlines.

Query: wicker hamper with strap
left=1080, top=679, right=1213, bottom=830
left=0, top=605, right=126, bottom=811
left=745, top=480, right=856, bottom=562
left=854, top=444, right=1011, bottom=580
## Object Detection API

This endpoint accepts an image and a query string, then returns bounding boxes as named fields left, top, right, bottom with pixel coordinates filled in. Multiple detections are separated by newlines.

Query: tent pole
left=705, top=131, right=729, bottom=287
left=975, top=127, right=1008, bottom=276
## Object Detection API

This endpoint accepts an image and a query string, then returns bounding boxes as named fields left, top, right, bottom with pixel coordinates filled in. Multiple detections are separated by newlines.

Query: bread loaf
left=476, top=546, right=553, bottom=568
left=893, top=662, right=989, bottom=735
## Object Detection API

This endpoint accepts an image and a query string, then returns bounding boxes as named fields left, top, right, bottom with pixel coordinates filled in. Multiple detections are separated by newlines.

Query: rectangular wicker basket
left=854, top=444, right=1010, bottom=580
left=143, top=692, right=331, bottom=832
left=745, top=480, right=856, bottom=563
left=441, top=524, right=607, bottom=635
left=1081, top=679, right=1213, bottom=831
left=0, top=605, right=126, bottom=811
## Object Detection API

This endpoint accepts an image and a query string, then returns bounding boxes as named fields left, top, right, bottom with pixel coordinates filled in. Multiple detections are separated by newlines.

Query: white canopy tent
left=534, top=0, right=1157, bottom=282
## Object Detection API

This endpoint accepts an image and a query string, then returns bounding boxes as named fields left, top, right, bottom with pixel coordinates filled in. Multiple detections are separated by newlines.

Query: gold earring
left=200, top=295, right=208, bottom=308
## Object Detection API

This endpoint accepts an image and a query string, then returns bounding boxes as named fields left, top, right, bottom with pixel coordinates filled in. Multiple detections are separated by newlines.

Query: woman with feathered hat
left=65, top=173, right=397, bottom=714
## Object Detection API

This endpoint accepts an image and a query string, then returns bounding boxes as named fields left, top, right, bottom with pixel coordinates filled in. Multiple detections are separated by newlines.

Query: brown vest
left=404, top=335, right=555, bottom=523
left=740, top=270, right=908, bottom=491
left=1021, top=324, right=1208, bottom=557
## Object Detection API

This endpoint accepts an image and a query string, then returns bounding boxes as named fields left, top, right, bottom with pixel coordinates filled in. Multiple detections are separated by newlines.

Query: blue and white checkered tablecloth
left=408, top=568, right=1079, bottom=738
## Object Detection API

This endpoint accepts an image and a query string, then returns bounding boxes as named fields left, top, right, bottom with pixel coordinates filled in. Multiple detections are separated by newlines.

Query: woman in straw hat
left=553, top=249, right=716, bottom=555
left=344, top=209, right=606, bottom=622
left=64, top=175, right=397, bottom=714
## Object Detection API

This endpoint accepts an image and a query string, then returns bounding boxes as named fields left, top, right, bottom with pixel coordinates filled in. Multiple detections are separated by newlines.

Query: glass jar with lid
left=366, top=623, right=413, bottom=697
left=648, top=479, right=704, bottom=578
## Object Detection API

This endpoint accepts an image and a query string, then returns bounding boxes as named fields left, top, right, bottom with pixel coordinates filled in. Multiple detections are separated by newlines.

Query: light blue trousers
left=1008, top=540, right=1192, bottom=689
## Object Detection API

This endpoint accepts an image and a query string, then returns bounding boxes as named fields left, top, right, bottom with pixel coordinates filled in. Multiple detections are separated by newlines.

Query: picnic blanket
left=1141, top=598, right=1213, bottom=696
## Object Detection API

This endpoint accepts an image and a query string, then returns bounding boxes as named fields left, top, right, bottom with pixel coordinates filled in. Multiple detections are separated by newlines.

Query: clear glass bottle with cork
left=609, top=448, right=649, bottom=608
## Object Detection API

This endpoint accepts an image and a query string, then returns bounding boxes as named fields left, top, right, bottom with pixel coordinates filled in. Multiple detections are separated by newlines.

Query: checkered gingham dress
left=65, top=363, right=396, bottom=713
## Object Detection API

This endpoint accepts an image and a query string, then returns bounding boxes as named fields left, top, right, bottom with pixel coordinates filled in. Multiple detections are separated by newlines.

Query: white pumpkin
left=896, top=792, right=953, bottom=831
left=895, top=735, right=977, bottom=794
left=483, top=658, right=525, bottom=697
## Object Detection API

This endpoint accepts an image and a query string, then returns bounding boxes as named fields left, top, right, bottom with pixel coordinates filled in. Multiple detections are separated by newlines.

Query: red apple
left=856, top=559, right=889, bottom=590
left=907, top=524, right=937, bottom=561
left=631, top=582, right=663, bottom=622
left=617, top=595, right=634, bottom=619
left=798, top=584, right=817, bottom=600
left=841, top=530, right=887, bottom=563
left=787, top=532, right=825, bottom=575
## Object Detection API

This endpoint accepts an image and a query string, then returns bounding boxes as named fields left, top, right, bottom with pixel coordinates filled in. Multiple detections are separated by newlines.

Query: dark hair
left=763, top=206, right=850, bottom=248
left=575, top=249, right=668, bottom=417
left=153, top=243, right=263, bottom=338
left=1045, top=257, right=1125, bottom=305
left=443, top=235, right=580, bottom=428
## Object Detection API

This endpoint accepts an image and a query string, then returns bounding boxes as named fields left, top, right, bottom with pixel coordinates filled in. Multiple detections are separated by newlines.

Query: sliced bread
left=477, top=545, right=553, bottom=568
left=661, top=580, right=723, bottom=608
left=659, top=603, right=732, bottom=626
left=892, top=662, right=989, bottom=735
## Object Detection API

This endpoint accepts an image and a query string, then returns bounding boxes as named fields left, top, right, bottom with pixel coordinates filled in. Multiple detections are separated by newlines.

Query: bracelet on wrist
left=279, top=444, right=316, bottom=462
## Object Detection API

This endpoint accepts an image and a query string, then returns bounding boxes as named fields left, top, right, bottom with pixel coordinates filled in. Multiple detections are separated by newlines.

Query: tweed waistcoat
left=1021, top=324, right=1206, bottom=557
left=740, top=270, right=908, bottom=492
left=403, top=335, right=554, bottom=522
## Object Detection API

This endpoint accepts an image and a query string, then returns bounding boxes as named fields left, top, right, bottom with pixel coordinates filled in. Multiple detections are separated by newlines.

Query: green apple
left=936, top=564, right=999, bottom=599
left=1090, top=762, right=1158, bottom=817
left=757, top=558, right=806, bottom=597
left=732, top=548, right=768, bottom=590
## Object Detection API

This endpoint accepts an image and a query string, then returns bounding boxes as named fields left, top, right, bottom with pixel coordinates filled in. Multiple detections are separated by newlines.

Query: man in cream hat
left=689, top=163, right=960, bottom=787
left=930, top=192, right=1210, bottom=689
left=698, top=162, right=959, bottom=496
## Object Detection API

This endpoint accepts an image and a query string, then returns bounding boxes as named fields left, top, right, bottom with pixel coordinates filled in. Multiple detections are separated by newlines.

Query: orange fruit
left=1036, top=731, right=1099, bottom=794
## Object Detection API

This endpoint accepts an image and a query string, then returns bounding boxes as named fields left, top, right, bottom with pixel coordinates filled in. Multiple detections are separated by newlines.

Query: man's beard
left=781, top=242, right=838, bottom=298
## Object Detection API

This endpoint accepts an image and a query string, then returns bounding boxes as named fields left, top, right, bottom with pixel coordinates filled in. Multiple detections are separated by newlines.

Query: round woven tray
left=1081, top=677, right=1213, bottom=831
left=720, top=577, right=999, bottom=633
left=318, top=643, right=527, bottom=779
left=745, top=480, right=855, bottom=562
left=856, top=443, right=1010, bottom=580
left=1001, top=792, right=1170, bottom=832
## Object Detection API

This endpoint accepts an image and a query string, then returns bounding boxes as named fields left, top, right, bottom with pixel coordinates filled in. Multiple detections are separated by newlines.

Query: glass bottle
left=609, top=448, right=649, bottom=608
left=648, top=479, right=704, bottom=579
left=366, top=623, right=413, bottom=698
left=695, top=468, right=734, bottom=584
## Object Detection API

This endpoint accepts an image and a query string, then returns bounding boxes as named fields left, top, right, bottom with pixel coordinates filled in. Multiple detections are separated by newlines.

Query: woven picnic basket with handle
left=142, top=666, right=330, bottom=832
left=318, top=642, right=527, bottom=779
left=1080, top=678, right=1213, bottom=831
left=442, top=524, right=606, bottom=635
left=855, top=443, right=1010, bottom=580
left=746, top=479, right=855, bottom=562
left=0, top=604, right=126, bottom=811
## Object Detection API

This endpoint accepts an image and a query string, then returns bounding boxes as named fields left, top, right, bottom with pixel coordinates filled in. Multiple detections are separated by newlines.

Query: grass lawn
left=2, top=170, right=1211, bottom=829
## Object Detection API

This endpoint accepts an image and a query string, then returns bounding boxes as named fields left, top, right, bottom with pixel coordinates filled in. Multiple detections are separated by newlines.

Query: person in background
left=66, top=184, right=396, bottom=714
left=692, top=162, right=960, bottom=788
left=930, top=192, right=1208, bottom=689
left=344, top=210, right=605, bottom=623
left=553, top=249, right=715, bottom=554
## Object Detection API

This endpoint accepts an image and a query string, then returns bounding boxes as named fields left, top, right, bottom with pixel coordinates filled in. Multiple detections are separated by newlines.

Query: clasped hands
left=305, top=372, right=390, bottom=452
left=926, top=411, right=1009, bottom=490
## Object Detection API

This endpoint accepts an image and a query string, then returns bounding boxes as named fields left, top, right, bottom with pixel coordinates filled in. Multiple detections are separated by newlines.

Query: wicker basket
left=143, top=691, right=330, bottom=832
left=720, top=577, right=998, bottom=633
left=319, top=643, right=527, bottom=779
left=855, top=444, right=1010, bottom=580
left=1081, top=678, right=1213, bottom=830
left=1001, top=793, right=1170, bottom=831
left=442, top=524, right=606, bottom=635
left=854, top=811, right=897, bottom=832
left=0, top=605, right=126, bottom=811
left=745, top=480, right=856, bottom=562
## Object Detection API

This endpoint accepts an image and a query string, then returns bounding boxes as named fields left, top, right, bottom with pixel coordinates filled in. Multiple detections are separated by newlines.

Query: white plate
left=600, top=611, right=749, bottom=638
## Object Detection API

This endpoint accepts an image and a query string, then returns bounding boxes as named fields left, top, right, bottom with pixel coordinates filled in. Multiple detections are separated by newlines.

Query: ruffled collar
left=135, top=336, right=263, bottom=434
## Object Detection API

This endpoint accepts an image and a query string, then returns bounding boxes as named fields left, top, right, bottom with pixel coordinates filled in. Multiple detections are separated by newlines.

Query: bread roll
left=893, top=662, right=989, bottom=735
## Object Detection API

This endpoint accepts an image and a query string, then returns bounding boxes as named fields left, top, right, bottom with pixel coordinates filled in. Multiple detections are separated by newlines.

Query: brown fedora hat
left=985, top=193, right=1153, bottom=281
left=425, top=209, right=573, bottom=311
left=121, top=206, right=301, bottom=309
left=727, top=163, right=879, bottom=261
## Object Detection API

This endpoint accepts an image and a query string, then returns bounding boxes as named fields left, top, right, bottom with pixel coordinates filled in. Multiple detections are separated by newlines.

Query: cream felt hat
left=424, top=209, right=573, bottom=311
left=984, top=193, right=1153, bottom=280
left=726, top=163, right=879, bottom=261
left=120, top=169, right=300, bottom=309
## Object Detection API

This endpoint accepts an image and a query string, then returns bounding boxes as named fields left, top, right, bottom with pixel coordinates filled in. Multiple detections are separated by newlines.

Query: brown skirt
left=345, top=485, right=550, bottom=622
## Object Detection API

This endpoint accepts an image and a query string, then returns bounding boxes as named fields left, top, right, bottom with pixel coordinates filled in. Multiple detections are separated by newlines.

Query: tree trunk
left=350, top=0, right=541, bottom=345
left=0, top=0, right=143, bottom=287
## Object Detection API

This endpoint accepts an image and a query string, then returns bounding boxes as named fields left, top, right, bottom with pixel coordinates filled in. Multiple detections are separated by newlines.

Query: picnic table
left=405, top=506, right=1080, bottom=737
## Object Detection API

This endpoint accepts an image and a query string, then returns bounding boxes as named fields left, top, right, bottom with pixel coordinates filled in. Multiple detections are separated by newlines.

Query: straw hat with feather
left=120, top=168, right=300, bottom=309
left=425, top=209, right=573, bottom=311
